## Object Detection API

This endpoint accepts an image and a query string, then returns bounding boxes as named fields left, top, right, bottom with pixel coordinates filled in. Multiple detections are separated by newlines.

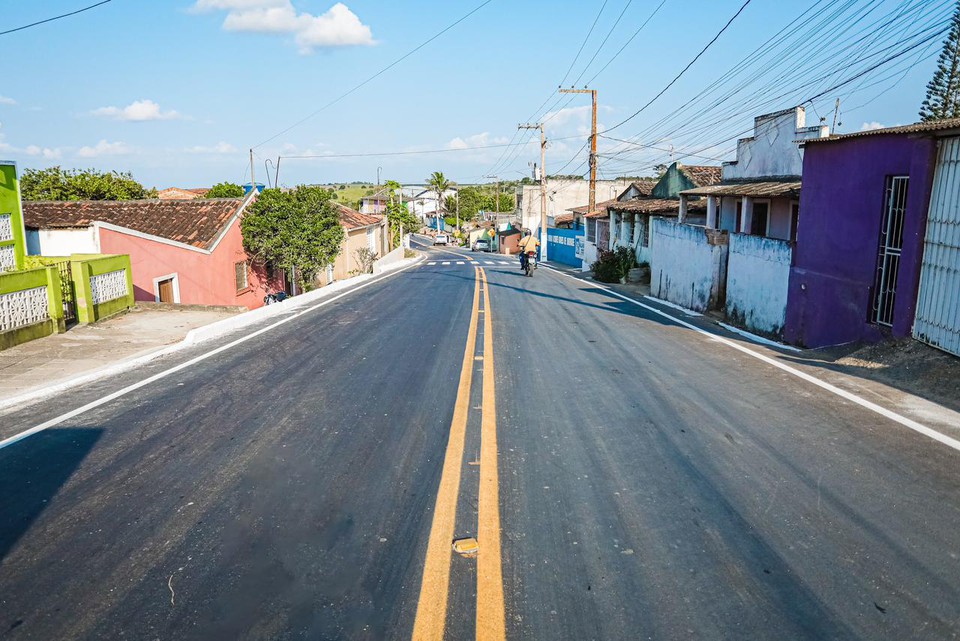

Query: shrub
left=591, top=246, right=637, bottom=283
left=353, top=247, right=378, bottom=274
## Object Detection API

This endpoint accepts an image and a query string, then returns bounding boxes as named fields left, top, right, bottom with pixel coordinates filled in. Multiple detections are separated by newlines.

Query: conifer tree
left=920, top=1, right=960, bottom=121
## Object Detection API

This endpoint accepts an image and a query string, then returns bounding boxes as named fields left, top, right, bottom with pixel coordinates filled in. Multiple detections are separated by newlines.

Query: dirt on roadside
left=818, top=338, right=960, bottom=413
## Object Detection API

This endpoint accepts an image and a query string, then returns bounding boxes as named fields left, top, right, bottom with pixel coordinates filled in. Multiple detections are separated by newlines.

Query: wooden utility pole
left=560, top=88, right=598, bottom=215
left=518, top=123, right=547, bottom=261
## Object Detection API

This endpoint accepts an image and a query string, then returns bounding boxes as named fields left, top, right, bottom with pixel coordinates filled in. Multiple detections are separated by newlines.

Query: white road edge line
left=0, top=258, right=424, bottom=451
left=541, top=265, right=960, bottom=454
left=717, top=321, right=801, bottom=353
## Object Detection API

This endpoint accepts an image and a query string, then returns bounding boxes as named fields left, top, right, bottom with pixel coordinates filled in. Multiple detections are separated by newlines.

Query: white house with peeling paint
left=651, top=106, right=829, bottom=337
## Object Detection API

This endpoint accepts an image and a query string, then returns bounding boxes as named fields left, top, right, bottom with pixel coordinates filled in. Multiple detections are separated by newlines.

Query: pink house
left=23, top=194, right=286, bottom=309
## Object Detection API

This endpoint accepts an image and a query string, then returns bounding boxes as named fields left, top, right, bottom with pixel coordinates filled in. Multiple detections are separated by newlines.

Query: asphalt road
left=1, top=238, right=958, bottom=640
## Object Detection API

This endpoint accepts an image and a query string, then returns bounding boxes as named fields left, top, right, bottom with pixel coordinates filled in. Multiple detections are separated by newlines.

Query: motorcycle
left=264, top=291, right=289, bottom=305
left=520, top=251, right=537, bottom=277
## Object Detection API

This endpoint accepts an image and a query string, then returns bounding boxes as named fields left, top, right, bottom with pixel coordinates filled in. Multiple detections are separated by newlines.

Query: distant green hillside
left=318, top=183, right=376, bottom=209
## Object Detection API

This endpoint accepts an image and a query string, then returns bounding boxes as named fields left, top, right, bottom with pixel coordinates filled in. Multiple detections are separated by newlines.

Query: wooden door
left=158, top=278, right=174, bottom=303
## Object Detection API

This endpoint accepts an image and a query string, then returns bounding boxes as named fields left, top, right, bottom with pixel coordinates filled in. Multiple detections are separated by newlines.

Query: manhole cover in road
left=453, top=537, right=479, bottom=556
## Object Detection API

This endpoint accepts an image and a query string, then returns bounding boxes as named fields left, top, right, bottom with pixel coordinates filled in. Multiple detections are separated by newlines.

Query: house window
left=735, top=200, right=743, bottom=232
left=872, top=176, right=910, bottom=326
left=638, top=216, right=650, bottom=247
left=790, top=202, right=800, bottom=242
left=751, top=201, right=770, bottom=236
left=235, top=260, right=249, bottom=292
left=586, top=218, right=596, bottom=243
left=367, top=227, right=376, bottom=252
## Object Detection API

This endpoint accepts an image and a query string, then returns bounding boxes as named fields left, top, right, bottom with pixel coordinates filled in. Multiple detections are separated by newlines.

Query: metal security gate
left=54, top=260, right=77, bottom=325
left=872, top=176, right=909, bottom=326
left=914, top=136, right=960, bottom=355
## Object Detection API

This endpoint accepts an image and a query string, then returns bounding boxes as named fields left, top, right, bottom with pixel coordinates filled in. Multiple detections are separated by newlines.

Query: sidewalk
left=542, top=261, right=960, bottom=433
left=0, top=306, right=237, bottom=401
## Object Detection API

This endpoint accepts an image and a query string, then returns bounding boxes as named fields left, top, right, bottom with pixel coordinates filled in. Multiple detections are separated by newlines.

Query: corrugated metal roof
left=804, top=118, right=960, bottom=144
left=681, top=181, right=801, bottom=198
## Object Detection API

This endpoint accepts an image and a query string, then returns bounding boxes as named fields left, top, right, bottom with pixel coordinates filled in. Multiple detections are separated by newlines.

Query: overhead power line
left=605, top=0, right=753, bottom=134
left=282, top=134, right=585, bottom=160
left=253, top=0, right=495, bottom=149
left=0, top=0, right=113, bottom=37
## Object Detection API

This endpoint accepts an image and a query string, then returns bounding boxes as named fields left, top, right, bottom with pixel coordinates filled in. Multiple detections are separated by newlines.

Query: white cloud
left=186, top=141, right=239, bottom=154
left=77, top=140, right=133, bottom=158
left=447, top=132, right=510, bottom=150
left=0, top=96, right=16, bottom=106
left=92, top=99, right=181, bottom=122
left=24, top=145, right=63, bottom=160
left=195, top=1, right=375, bottom=53
left=0, top=134, right=62, bottom=159
left=860, top=121, right=885, bottom=132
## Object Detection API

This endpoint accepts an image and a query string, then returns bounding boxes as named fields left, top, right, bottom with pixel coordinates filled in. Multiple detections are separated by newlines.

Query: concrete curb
left=183, top=254, right=421, bottom=345
left=0, top=254, right=423, bottom=413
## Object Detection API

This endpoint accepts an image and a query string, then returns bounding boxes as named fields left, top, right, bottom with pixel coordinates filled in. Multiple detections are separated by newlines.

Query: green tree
left=21, top=166, right=156, bottom=201
left=425, top=171, right=452, bottom=228
left=385, top=200, right=418, bottom=246
left=382, top=180, right=402, bottom=204
left=241, top=186, right=345, bottom=290
left=921, top=2, right=960, bottom=121
left=445, top=186, right=515, bottom=221
left=206, top=182, right=245, bottom=198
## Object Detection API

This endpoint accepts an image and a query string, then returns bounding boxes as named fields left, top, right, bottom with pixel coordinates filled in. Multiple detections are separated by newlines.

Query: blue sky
left=0, top=0, right=950, bottom=189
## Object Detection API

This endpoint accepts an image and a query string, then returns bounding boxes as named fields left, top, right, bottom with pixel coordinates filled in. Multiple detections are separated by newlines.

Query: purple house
left=784, top=119, right=960, bottom=349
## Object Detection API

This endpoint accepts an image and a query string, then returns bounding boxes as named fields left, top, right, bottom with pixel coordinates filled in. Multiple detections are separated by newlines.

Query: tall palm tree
left=426, top=171, right=451, bottom=232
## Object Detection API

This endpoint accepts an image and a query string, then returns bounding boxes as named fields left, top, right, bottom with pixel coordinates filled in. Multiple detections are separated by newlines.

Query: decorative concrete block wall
left=0, top=266, right=65, bottom=350
left=71, top=254, right=135, bottom=324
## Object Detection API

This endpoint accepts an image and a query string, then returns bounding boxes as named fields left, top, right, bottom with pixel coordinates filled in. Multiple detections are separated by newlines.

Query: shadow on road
left=0, top=428, right=102, bottom=562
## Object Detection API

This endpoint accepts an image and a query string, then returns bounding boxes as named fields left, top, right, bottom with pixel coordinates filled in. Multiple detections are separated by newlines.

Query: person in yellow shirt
left=517, top=230, right=540, bottom=271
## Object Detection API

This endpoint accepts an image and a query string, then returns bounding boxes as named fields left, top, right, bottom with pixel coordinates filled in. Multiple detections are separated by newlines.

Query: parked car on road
left=434, top=233, right=449, bottom=245
left=472, top=239, right=491, bottom=252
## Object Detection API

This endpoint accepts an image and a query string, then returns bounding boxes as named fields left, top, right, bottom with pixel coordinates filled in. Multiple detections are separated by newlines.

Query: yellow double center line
left=412, top=267, right=505, bottom=641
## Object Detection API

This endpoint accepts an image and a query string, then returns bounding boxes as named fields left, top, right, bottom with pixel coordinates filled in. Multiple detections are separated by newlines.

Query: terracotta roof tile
left=157, top=187, right=209, bottom=200
left=568, top=197, right=619, bottom=215
left=682, top=180, right=801, bottom=198
left=678, top=165, right=722, bottom=188
left=629, top=180, right=657, bottom=196
left=23, top=198, right=245, bottom=249
left=610, top=197, right=703, bottom=214
left=333, top=202, right=383, bottom=229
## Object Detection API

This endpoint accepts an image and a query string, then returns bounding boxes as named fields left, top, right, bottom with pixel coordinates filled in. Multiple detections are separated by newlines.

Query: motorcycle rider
left=517, top=230, right=540, bottom=271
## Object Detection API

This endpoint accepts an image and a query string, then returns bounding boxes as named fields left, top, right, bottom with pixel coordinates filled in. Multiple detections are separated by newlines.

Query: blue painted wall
left=547, top=227, right=583, bottom=266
